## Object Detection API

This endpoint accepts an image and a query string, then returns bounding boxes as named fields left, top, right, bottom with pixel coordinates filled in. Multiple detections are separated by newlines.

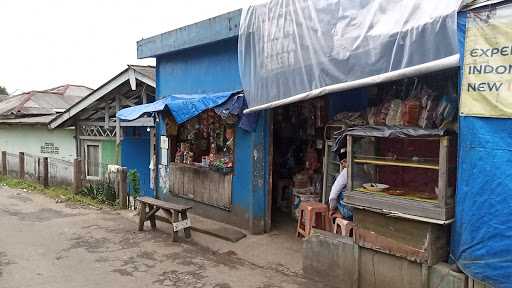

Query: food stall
left=117, top=91, right=258, bottom=211
left=168, top=108, right=235, bottom=210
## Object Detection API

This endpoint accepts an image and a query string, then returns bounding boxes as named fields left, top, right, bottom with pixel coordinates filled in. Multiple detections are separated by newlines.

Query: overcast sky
left=0, top=0, right=267, bottom=95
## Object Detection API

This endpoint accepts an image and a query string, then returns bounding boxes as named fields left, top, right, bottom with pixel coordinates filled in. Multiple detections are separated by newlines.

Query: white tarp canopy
left=239, top=0, right=463, bottom=113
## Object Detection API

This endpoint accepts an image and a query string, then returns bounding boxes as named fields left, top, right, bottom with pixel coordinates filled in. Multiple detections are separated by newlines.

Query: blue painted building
left=137, top=10, right=270, bottom=234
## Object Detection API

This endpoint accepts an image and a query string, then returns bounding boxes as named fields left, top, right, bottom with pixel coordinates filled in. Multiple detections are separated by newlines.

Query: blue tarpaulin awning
left=117, top=91, right=259, bottom=131
left=117, top=91, right=236, bottom=124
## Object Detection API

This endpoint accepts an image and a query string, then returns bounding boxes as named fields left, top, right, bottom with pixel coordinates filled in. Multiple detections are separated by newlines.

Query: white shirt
left=329, top=168, right=347, bottom=209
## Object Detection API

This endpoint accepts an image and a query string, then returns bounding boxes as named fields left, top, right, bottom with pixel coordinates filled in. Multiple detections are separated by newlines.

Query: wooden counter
left=169, top=162, right=232, bottom=210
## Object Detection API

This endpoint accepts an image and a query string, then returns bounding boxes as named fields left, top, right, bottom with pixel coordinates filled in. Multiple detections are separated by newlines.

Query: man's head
left=340, top=159, right=347, bottom=169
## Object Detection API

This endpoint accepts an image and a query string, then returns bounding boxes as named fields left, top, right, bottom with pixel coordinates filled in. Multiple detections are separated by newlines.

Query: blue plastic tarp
left=117, top=91, right=259, bottom=131
left=117, top=91, right=235, bottom=124
left=451, top=8, right=512, bottom=288
left=452, top=117, right=512, bottom=288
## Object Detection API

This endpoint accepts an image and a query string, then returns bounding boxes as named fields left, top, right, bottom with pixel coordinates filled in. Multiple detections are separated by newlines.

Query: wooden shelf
left=353, top=158, right=439, bottom=170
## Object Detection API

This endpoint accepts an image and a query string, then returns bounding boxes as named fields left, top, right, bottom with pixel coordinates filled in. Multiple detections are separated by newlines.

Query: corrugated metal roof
left=0, top=115, right=58, bottom=125
left=130, top=65, right=156, bottom=81
left=49, top=65, right=156, bottom=129
left=0, top=84, right=92, bottom=118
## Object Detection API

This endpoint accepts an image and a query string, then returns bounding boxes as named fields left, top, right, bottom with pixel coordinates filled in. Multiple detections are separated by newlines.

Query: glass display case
left=322, top=124, right=345, bottom=204
left=344, top=134, right=456, bottom=221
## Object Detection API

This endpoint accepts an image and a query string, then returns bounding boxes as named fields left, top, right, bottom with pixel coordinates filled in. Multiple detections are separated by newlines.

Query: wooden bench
left=136, top=196, right=192, bottom=241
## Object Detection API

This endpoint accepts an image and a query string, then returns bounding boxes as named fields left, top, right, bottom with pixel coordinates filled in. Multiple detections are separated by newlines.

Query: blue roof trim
left=137, top=9, right=242, bottom=59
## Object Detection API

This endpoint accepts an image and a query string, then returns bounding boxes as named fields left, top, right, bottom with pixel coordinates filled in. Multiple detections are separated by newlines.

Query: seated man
left=328, top=158, right=353, bottom=221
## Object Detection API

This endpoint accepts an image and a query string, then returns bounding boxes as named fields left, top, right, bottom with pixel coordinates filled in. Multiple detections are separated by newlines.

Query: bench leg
left=182, top=211, right=192, bottom=239
left=162, top=209, right=177, bottom=242
left=148, top=204, right=157, bottom=231
left=171, top=211, right=179, bottom=242
left=138, top=203, right=147, bottom=231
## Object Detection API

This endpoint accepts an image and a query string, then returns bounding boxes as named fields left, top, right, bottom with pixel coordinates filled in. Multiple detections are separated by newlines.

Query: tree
left=0, top=85, right=7, bottom=95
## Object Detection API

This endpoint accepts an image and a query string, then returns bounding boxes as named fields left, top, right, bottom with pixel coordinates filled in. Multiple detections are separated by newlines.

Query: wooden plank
left=345, top=190, right=454, bottom=221
left=438, top=137, right=449, bottom=209
left=421, top=264, right=429, bottom=288
left=192, top=167, right=204, bottom=202
left=115, top=94, right=121, bottom=144
left=353, top=158, right=439, bottom=170
left=181, top=210, right=192, bottom=238
left=183, top=166, right=195, bottom=199
left=224, top=174, right=233, bottom=209
left=347, top=135, right=353, bottom=193
left=355, top=227, right=428, bottom=264
left=147, top=205, right=158, bottom=230
left=1, top=151, right=6, bottom=176
left=175, top=164, right=184, bottom=196
left=136, top=196, right=192, bottom=211
left=171, top=210, right=179, bottom=241
left=138, top=202, right=147, bottom=231
left=354, top=209, right=449, bottom=265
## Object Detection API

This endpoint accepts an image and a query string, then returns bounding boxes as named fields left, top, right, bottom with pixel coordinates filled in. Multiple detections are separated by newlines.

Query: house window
left=86, top=143, right=100, bottom=178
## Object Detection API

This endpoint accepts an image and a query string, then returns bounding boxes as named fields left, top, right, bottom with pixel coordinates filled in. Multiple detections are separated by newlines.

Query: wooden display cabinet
left=344, top=134, right=456, bottom=222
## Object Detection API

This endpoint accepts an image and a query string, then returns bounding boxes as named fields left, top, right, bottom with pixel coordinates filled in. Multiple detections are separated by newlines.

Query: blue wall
left=121, top=126, right=152, bottom=197
left=157, top=38, right=242, bottom=95
left=155, top=37, right=268, bottom=233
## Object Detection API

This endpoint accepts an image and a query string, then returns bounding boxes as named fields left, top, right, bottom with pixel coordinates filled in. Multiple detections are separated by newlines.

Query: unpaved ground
left=0, top=185, right=331, bottom=288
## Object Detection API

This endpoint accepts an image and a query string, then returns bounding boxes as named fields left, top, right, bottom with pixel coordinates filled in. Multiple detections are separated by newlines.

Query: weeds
left=0, top=176, right=115, bottom=209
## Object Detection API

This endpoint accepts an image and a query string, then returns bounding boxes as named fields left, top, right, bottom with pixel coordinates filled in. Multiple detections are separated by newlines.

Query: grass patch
left=0, top=176, right=115, bottom=209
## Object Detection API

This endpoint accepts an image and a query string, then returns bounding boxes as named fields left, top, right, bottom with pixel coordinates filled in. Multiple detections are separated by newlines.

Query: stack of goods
left=292, top=171, right=319, bottom=218
left=175, top=143, right=193, bottom=164
left=367, top=86, right=456, bottom=129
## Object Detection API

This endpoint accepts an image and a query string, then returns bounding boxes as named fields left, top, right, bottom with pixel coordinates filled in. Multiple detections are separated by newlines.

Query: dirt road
left=0, top=185, right=330, bottom=288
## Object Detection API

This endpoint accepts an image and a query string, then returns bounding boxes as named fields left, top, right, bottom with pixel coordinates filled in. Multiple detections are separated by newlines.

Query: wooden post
left=118, top=167, right=128, bottom=209
left=18, top=152, right=25, bottom=179
left=1, top=151, right=6, bottom=176
left=42, top=157, right=49, bottom=188
left=73, top=159, right=82, bottom=194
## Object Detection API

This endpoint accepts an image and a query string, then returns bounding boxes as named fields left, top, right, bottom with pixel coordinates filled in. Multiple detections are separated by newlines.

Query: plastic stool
left=296, top=201, right=330, bottom=238
left=333, top=218, right=354, bottom=237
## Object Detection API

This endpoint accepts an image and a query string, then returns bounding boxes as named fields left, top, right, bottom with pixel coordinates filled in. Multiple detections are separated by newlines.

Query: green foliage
left=79, top=180, right=116, bottom=205
left=0, top=85, right=7, bottom=95
left=127, top=170, right=141, bottom=198
left=0, top=176, right=110, bottom=208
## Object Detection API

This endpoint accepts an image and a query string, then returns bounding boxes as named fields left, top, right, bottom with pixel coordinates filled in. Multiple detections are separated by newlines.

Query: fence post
left=118, top=167, right=128, bottom=209
left=18, top=152, right=25, bottom=179
left=73, top=159, right=82, bottom=194
left=42, top=157, right=49, bottom=188
left=1, top=151, right=6, bottom=176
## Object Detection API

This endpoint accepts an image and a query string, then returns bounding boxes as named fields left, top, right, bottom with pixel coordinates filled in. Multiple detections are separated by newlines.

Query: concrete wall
left=155, top=37, right=269, bottom=233
left=0, top=125, right=76, bottom=162
left=303, top=230, right=467, bottom=288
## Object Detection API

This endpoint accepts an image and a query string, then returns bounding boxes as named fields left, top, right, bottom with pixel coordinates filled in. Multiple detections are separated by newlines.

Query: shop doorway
left=270, top=99, right=329, bottom=234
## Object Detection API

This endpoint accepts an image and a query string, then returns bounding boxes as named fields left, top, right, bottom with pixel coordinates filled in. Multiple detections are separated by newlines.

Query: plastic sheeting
left=451, top=117, right=512, bottom=288
left=451, top=7, right=512, bottom=287
left=116, top=91, right=259, bottom=131
left=117, top=91, right=235, bottom=124
left=214, top=93, right=260, bottom=131
left=239, top=0, right=462, bottom=111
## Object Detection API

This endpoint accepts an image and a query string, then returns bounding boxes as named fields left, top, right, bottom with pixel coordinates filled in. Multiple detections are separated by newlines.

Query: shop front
left=238, top=0, right=467, bottom=286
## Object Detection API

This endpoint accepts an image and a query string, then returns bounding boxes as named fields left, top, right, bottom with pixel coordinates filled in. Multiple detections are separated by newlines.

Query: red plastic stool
left=296, top=202, right=330, bottom=238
